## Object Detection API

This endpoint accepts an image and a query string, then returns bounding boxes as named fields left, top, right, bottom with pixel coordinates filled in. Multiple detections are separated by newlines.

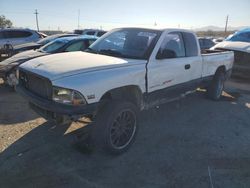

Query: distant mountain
left=195, top=25, right=249, bottom=31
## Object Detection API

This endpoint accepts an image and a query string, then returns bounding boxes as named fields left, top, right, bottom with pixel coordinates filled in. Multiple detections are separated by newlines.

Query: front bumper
left=16, top=85, right=99, bottom=119
left=0, top=65, right=17, bottom=79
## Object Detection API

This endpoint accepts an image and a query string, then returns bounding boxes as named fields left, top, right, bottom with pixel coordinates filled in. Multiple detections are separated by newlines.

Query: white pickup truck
left=17, top=28, right=234, bottom=154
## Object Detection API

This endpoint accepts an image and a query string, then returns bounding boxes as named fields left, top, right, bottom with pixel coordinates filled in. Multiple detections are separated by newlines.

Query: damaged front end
left=0, top=63, right=21, bottom=87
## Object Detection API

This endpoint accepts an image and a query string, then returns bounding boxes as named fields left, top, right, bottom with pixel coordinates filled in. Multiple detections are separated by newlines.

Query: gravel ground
left=0, top=79, right=250, bottom=188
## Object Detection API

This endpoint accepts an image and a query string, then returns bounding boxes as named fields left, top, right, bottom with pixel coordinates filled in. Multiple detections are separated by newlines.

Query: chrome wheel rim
left=109, top=109, right=136, bottom=150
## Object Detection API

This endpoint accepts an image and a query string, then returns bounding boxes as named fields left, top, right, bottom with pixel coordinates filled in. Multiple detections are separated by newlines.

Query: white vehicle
left=0, top=28, right=42, bottom=49
left=17, top=28, right=234, bottom=154
left=211, top=28, right=250, bottom=53
left=211, top=28, right=250, bottom=79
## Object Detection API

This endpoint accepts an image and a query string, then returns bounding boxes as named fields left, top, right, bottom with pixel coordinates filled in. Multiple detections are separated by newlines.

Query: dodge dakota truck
left=17, top=28, right=234, bottom=154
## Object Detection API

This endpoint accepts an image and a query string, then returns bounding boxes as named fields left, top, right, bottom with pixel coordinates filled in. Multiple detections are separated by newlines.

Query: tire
left=92, top=101, right=139, bottom=155
left=6, top=70, right=18, bottom=91
left=207, top=71, right=225, bottom=100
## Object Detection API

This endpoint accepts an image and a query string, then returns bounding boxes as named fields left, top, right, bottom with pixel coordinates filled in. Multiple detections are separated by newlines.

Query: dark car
left=0, top=35, right=98, bottom=87
left=198, top=37, right=215, bottom=50
left=12, top=33, right=79, bottom=55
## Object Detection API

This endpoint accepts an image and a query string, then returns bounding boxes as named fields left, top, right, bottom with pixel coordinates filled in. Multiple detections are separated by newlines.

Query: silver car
left=0, top=28, right=42, bottom=49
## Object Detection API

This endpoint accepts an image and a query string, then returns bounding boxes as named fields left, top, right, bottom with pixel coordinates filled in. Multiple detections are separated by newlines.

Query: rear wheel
left=92, top=101, right=138, bottom=154
left=207, top=71, right=225, bottom=100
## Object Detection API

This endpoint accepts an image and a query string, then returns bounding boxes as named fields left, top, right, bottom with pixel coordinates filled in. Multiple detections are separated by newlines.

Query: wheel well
left=100, top=86, right=143, bottom=109
left=215, top=65, right=226, bottom=75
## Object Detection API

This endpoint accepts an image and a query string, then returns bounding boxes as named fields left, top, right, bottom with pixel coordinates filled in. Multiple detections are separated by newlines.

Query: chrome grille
left=19, top=69, right=52, bottom=99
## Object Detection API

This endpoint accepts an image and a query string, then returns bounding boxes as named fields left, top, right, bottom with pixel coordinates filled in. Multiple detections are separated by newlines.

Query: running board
left=144, top=90, right=196, bottom=110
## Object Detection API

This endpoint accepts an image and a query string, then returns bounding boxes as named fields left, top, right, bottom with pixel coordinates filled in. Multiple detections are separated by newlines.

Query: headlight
left=52, top=86, right=87, bottom=106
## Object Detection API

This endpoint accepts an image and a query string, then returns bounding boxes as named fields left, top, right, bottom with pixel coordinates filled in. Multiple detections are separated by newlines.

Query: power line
left=34, top=9, right=39, bottom=32
left=225, top=15, right=229, bottom=33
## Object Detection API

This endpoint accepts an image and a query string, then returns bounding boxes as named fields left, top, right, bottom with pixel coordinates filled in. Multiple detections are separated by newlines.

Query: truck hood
left=211, top=41, right=250, bottom=53
left=20, top=51, right=147, bottom=81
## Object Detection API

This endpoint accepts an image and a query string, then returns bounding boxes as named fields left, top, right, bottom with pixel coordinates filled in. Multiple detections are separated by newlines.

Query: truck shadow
left=0, top=83, right=39, bottom=125
left=0, top=90, right=250, bottom=188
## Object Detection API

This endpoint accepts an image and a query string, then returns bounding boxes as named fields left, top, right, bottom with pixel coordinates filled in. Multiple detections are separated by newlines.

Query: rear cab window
left=182, top=32, right=199, bottom=57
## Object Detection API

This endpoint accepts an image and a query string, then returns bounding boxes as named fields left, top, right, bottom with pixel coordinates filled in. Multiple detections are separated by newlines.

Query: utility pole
left=77, top=9, right=80, bottom=29
left=34, top=9, right=39, bottom=32
left=225, top=15, right=229, bottom=34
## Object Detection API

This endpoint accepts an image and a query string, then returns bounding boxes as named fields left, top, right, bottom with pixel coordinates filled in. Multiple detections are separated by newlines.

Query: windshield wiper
left=98, top=49, right=123, bottom=57
left=85, top=47, right=97, bottom=54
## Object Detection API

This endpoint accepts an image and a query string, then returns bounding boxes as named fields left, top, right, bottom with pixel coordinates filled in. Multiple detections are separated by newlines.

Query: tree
left=0, top=15, right=13, bottom=28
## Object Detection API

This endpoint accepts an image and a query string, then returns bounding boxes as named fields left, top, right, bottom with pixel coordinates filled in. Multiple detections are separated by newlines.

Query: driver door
left=147, top=32, right=192, bottom=100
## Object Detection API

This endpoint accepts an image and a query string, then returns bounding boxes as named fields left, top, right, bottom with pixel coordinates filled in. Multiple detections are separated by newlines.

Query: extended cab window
left=182, top=32, right=199, bottom=56
left=158, top=32, right=185, bottom=58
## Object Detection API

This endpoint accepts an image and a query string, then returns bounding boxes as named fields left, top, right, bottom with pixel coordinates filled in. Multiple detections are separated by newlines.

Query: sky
left=0, top=0, right=250, bottom=31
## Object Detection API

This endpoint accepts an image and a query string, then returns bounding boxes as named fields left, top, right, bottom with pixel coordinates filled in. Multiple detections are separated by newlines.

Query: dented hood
left=20, top=51, right=147, bottom=81
left=211, top=41, right=250, bottom=53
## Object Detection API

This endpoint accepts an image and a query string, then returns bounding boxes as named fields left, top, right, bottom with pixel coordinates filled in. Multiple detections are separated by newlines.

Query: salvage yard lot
left=0, top=79, right=250, bottom=188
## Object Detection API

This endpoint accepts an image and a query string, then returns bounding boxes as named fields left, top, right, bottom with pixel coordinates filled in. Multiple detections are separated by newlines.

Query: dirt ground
left=0, top=79, right=250, bottom=188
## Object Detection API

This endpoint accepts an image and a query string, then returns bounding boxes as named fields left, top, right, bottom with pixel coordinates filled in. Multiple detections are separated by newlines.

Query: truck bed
left=201, top=50, right=234, bottom=78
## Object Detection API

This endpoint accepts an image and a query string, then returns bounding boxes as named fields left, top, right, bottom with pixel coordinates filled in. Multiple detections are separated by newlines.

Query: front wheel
left=207, top=71, right=225, bottom=100
left=92, top=101, right=139, bottom=154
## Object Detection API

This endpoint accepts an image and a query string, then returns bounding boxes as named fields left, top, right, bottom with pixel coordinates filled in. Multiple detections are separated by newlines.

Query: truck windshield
left=87, top=28, right=161, bottom=59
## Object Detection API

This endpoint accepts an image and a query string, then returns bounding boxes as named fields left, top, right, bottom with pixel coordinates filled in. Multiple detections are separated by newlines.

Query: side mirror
left=156, top=49, right=176, bottom=59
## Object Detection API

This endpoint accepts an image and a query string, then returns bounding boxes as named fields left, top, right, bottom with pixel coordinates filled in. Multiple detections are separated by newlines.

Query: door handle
left=185, top=64, right=191, bottom=70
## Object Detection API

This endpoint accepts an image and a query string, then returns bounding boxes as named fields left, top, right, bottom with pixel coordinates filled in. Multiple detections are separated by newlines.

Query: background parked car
left=0, top=35, right=98, bottom=87
left=12, top=33, right=79, bottom=55
left=0, top=28, right=42, bottom=49
left=38, top=32, right=48, bottom=38
left=74, top=29, right=106, bottom=37
left=212, top=37, right=224, bottom=44
left=198, top=37, right=215, bottom=50
left=211, top=28, right=250, bottom=80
